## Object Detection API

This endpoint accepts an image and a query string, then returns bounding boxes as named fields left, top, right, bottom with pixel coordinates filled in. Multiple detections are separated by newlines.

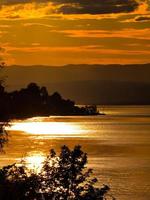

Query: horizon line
left=5, top=63, right=150, bottom=68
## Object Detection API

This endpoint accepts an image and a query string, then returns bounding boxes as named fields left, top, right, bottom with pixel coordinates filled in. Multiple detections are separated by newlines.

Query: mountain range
left=3, top=63, right=150, bottom=104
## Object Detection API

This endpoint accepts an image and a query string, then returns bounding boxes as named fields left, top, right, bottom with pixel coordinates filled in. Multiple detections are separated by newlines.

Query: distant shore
left=0, top=83, right=102, bottom=120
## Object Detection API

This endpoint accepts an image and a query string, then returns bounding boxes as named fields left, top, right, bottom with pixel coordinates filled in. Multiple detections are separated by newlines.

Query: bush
left=0, top=123, right=8, bottom=149
left=0, top=62, right=9, bottom=149
left=0, top=145, right=115, bottom=200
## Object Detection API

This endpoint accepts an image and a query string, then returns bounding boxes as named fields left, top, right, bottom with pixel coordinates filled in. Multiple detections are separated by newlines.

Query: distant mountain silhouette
left=3, top=63, right=150, bottom=104
left=54, top=80, right=150, bottom=105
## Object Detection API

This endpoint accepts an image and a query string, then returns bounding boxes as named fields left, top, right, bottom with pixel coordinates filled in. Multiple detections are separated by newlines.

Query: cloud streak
left=0, top=0, right=140, bottom=15
left=135, top=15, right=150, bottom=21
left=3, top=44, right=150, bottom=65
left=0, top=0, right=148, bottom=20
left=55, top=0, right=139, bottom=14
left=55, top=28, right=150, bottom=40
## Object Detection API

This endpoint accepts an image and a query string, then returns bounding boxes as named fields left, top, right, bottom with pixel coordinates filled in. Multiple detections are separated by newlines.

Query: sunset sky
left=0, top=0, right=150, bottom=66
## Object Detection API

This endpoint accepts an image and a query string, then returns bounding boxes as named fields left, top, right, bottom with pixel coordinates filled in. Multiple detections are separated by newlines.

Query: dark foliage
left=0, top=122, right=8, bottom=149
left=0, top=146, right=115, bottom=200
left=0, top=82, right=99, bottom=119
left=0, top=63, right=9, bottom=149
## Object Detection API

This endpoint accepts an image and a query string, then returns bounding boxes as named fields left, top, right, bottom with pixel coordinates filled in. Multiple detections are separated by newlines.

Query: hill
left=3, top=63, right=150, bottom=104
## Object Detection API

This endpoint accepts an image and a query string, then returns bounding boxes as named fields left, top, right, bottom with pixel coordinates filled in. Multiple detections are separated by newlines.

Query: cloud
left=135, top=15, right=150, bottom=21
left=23, top=23, right=54, bottom=28
left=55, top=0, right=139, bottom=15
left=0, top=0, right=140, bottom=15
left=55, top=28, right=150, bottom=40
left=0, top=2, right=55, bottom=19
left=0, top=47, right=5, bottom=52
left=0, top=0, right=49, bottom=6
left=3, top=44, right=150, bottom=65
left=6, top=45, right=150, bottom=55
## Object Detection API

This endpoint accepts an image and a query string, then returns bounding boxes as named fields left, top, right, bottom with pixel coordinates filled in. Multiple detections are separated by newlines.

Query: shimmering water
left=1, top=105, right=150, bottom=200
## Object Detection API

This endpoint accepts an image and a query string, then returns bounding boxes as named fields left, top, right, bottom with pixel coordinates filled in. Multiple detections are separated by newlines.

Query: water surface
left=1, top=105, right=150, bottom=200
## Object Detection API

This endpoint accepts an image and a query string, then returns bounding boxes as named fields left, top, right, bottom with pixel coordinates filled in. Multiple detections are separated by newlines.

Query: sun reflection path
left=24, top=152, right=45, bottom=173
left=8, top=121, right=84, bottom=136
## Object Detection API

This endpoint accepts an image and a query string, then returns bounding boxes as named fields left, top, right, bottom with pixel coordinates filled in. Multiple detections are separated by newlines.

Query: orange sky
left=0, top=0, right=150, bottom=65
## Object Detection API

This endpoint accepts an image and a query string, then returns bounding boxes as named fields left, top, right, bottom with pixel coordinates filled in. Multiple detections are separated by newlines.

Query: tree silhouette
left=0, top=146, right=115, bottom=200
left=0, top=62, right=8, bottom=149
left=41, top=145, right=112, bottom=200
left=0, top=82, right=99, bottom=119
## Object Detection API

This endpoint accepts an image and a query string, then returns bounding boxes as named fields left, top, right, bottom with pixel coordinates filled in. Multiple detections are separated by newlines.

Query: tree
left=0, top=62, right=8, bottom=149
left=0, top=146, right=115, bottom=200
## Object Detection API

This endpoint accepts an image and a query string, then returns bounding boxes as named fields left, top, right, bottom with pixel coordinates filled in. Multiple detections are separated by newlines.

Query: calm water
left=1, top=105, right=150, bottom=199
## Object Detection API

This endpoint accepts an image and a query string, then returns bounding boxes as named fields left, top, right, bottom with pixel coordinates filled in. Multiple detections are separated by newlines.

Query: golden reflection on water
left=2, top=111, right=150, bottom=200
left=5, top=119, right=88, bottom=171
left=24, top=152, right=45, bottom=173
left=8, top=121, right=83, bottom=136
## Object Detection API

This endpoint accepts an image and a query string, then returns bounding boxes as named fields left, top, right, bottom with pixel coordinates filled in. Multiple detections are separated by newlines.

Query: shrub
left=0, top=145, right=115, bottom=200
left=0, top=62, right=9, bottom=149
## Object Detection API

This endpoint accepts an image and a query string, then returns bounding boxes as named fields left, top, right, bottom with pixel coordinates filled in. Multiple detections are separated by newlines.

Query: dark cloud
left=0, top=0, right=139, bottom=15
left=55, top=0, right=139, bottom=14
left=135, top=16, right=150, bottom=21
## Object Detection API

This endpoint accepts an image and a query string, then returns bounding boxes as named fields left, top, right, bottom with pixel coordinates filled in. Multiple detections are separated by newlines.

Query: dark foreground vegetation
left=0, top=82, right=99, bottom=119
left=0, top=146, right=115, bottom=200
left=0, top=64, right=114, bottom=199
left=0, top=63, right=9, bottom=149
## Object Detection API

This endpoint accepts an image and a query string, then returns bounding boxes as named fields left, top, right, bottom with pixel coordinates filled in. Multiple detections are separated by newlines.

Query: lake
left=1, top=105, right=150, bottom=199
